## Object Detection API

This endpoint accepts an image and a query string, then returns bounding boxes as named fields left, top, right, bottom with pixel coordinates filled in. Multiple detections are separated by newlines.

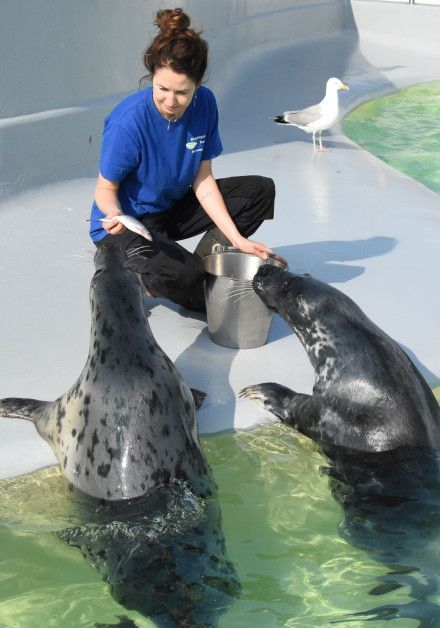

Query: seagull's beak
left=340, top=84, right=349, bottom=91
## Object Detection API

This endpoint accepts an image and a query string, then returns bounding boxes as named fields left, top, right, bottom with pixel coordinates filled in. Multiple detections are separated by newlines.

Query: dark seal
left=241, top=265, right=440, bottom=453
left=323, top=445, right=440, bottom=624
left=0, top=243, right=240, bottom=625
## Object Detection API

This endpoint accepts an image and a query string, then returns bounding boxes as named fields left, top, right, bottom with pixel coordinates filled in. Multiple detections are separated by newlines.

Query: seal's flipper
left=190, top=388, right=206, bottom=410
left=0, top=397, right=49, bottom=422
left=240, top=383, right=302, bottom=421
left=240, top=383, right=314, bottom=429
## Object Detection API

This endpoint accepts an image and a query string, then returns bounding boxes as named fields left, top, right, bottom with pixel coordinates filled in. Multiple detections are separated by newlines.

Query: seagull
left=273, top=77, right=349, bottom=151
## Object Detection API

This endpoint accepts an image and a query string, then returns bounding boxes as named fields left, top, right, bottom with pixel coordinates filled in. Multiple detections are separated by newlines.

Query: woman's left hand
left=233, top=235, right=273, bottom=261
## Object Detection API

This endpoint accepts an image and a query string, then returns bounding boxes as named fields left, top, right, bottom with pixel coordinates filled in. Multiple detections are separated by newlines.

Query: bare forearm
left=94, top=186, right=122, bottom=218
left=193, top=162, right=272, bottom=260
left=94, top=174, right=125, bottom=235
left=194, top=173, right=243, bottom=247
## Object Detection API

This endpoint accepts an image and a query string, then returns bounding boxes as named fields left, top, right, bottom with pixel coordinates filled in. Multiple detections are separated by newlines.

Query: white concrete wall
left=351, top=0, right=440, bottom=56
left=0, top=0, right=154, bottom=199
left=0, top=0, right=351, bottom=200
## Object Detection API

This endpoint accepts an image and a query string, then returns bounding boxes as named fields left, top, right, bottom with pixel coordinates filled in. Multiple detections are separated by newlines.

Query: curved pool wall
left=0, top=0, right=351, bottom=201
left=1, top=1, right=440, bottom=478
left=2, top=0, right=440, bottom=204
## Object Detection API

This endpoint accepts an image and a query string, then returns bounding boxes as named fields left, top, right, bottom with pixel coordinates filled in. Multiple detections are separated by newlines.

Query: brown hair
left=142, top=8, right=208, bottom=85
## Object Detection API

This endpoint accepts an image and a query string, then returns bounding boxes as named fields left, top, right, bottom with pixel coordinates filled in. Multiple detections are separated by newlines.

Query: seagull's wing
left=281, top=103, right=323, bottom=126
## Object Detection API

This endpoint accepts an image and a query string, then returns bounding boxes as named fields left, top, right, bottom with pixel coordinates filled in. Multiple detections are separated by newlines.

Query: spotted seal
left=241, top=265, right=440, bottom=453
left=0, top=243, right=207, bottom=501
left=0, top=243, right=240, bottom=624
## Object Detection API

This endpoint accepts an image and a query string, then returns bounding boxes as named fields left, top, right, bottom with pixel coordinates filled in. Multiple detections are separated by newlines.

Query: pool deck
left=1, top=2, right=440, bottom=478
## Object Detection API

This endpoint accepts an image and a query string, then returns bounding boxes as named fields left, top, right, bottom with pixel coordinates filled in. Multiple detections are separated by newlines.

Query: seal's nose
left=253, top=264, right=284, bottom=296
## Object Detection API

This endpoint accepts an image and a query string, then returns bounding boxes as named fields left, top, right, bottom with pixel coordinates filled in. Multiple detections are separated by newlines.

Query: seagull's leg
left=312, top=132, right=316, bottom=151
left=317, top=131, right=326, bottom=152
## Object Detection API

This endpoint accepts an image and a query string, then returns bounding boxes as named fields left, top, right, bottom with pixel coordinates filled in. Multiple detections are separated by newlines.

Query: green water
left=342, top=81, right=440, bottom=195
left=3, top=420, right=440, bottom=627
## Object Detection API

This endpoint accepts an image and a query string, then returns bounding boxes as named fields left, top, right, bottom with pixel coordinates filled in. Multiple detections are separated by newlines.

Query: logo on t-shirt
left=186, top=135, right=206, bottom=153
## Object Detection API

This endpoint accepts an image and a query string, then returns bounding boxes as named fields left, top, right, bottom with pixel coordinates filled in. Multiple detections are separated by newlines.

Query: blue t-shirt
left=89, top=85, right=223, bottom=241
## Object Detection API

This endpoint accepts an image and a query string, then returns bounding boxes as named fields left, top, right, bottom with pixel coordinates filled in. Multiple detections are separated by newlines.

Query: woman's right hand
left=233, top=234, right=273, bottom=261
left=102, top=214, right=127, bottom=235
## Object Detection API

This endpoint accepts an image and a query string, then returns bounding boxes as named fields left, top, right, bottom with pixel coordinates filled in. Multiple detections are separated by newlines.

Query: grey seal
left=323, top=446, right=440, bottom=625
left=241, top=265, right=440, bottom=453
left=0, top=242, right=240, bottom=625
left=0, top=243, right=207, bottom=500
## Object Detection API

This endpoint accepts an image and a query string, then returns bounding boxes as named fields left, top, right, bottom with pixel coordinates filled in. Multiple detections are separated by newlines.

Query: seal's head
left=91, top=243, right=144, bottom=324
left=93, top=242, right=130, bottom=274
left=253, top=265, right=336, bottom=333
left=93, top=243, right=140, bottom=286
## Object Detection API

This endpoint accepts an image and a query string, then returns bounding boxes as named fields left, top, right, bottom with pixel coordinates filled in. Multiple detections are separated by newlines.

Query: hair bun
left=143, top=7, right=207, bottom=84
left=155, top=8, right=191, bottom=35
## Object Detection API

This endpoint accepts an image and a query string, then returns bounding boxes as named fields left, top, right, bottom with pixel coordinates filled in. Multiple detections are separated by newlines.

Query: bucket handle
left=211, top=244, right=235, bottom=254
left=211, top=245, right=287, bottom=268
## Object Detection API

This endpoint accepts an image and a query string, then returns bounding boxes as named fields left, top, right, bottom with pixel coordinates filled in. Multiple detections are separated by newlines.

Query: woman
left=89, top=7, right=275, bottom=311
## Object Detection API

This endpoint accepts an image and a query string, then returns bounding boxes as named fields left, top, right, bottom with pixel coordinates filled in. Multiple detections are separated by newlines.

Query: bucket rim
left=202, top=247, right=288, bottom=270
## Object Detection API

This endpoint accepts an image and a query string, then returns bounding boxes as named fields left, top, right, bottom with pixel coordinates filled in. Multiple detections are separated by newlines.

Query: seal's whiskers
left=220, top=281, right=257, bottom=304
left=68, top=251, right=95, bottom=262
left=220, top=288, right=255, bottom=300
left=231, top=291, right=257, bottom=304
left=221, top=279, right=253, bottom=293
left=127, top=245, right=153, bottom=258
left=127, top=244, right=153, bottom=254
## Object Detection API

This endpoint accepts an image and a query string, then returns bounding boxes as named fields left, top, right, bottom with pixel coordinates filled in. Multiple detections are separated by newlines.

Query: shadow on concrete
left=175, top=327, right=239, bottom=434
left=401, top=344, right=440, bottom=391
left=274, top=236, right=397, bottom=283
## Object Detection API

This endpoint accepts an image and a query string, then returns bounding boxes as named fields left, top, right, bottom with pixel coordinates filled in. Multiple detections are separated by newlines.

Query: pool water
left=342, top=81, right=440, bottom=195
left=2, top=418, right=440, bottom=627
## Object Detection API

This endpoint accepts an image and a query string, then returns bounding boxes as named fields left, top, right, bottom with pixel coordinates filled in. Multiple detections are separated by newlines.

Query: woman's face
left=152, top=66, right=197, bottom=120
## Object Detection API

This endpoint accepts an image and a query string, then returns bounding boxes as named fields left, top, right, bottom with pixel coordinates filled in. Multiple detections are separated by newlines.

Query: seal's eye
left=281, top=280, right=290, bottom=294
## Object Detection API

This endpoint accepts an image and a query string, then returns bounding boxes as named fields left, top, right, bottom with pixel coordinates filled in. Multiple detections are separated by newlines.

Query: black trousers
left=98, top=176, right=275, bottom=311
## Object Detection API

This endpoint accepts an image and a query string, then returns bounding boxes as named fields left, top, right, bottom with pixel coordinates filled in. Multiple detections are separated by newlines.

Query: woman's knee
left=246, top=175, right=275, bottom=223
left=256, top=176, right=275, bottom=200
left=254, top=176, right=275, bottom=212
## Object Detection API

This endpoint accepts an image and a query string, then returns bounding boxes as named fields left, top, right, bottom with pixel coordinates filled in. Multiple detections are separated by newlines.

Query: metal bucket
left=202, top=247, right=288, bottom=349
